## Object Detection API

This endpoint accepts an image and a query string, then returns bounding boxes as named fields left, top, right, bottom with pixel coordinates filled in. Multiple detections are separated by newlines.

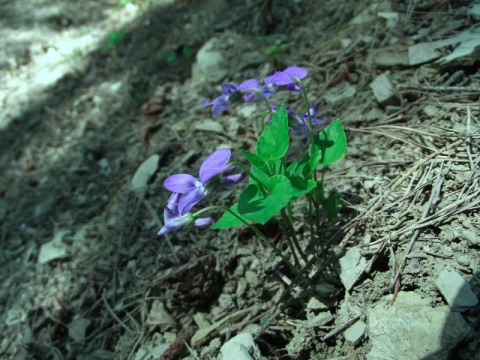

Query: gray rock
left=339, top=246, right=367, bottom=291
left=459, top=228, right=479, bottom=245
left=131, top=154, right=159, bottom=190
left=435, top=270, right=478, bottom=311
left=323, top=83, right=357, bottom=107
left=344, top=320, right=366, bottom=346
left=367, top=292, right=471, bottom=360
left=367, top=44, right=409, bottom=67
left=220, top=333, right=261, bottom=360
left=370, top=72, right=401, bottom=107
left=436, top=27, right=480, bottom=67
left=194, top=34, right=268, bottom=85
left=306, top=312, right=334, bottom=328
left=455, top=254, right=470, bottom=268
left=408, top=41, right=443, bottom=65
left=245, top=270, right=260, bottom=287
left=195, top=37, right=227, bottom=83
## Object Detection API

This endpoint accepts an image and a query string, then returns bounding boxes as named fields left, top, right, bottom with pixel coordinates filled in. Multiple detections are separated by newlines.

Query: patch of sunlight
left=0, top=2, right=143, bottom=130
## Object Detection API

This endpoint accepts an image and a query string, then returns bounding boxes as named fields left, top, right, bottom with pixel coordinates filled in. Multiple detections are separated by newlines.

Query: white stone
left=306, top=312, right=334, bottom=328
left=323, top=83, right=357, bottom=107
left=339, top=246, right=367, bottom=291
left=220, top=333, right=262, bottom=360
left=38, top=230, right=70, bottom=264
left=344, top=320, right=366, bottom=345
left=436, top=27, right=480, bottom=66
left=377, top=12, right=399, bottom=28
left=245, top=270, right=260, bottom=287
left=194, top=119, right=225, bottom=133
left=195, top=37, right=227, bottom=83
left=367, top=292, right=471, bottom=360
left=370, top=72, right=400, bottom=107
left=68, top=317, right=91, bottom=342
left=131, top=154, right=159, bottom=190
left=435, top=270, right=478, bottom=311
left=459, top=228, right=479, bottom=245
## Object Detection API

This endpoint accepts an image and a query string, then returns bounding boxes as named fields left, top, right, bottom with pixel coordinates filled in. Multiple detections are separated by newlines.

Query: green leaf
left=238, top=175, right=292, bottom=224
left=249, top=164, right=271, bottom=185
left=257, top=104, right=289, bottom=163
left=264, top=43, right=289, bottom=55
left=108, top=30, right=125, bottom=46
left=241, top=150, right=268, bottom=172
left=211, top=203, right=245, bottom=229
left=316, top=119, right=347, bottom=166
left=129, top=90, right=138, bottom=100
left=288, top=176, right=316, bottom=198
left=322, top=194, right=343, bottom=220
left=287, top=151, right=321, bottom=178
left=182, top=45, right=193, bottom=57
left=166, top=51, right=177, bottom=63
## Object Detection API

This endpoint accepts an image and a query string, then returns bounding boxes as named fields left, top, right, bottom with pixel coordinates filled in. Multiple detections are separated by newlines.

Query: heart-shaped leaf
left=287, top=151, right=321, bottom=178
left=288, top=176, right=317, bottom=198
left=316, top=119, right=347, bottom=166
left=257, top=104, right=289, bottom=163
left=237, top=175, right=292, bottom=224
left=211, top=203, right=245, bottom=229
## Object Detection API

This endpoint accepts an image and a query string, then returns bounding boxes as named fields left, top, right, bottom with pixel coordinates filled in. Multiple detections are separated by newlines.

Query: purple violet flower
left=202, top=79, right=259, bottom=115
left=289, top=104, right=324, bottom=138
left=163, top=149, right=242, bottom=214
left=157, top=192, right=212, bottom=236
left=266, top=104, right=324, bottom=138
left=264, top=66, right=307, bottom=92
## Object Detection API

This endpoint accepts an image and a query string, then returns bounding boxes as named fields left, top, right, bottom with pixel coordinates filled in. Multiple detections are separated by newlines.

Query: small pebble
left=455, top=254, right=470, bottom=267
left=435, top=270, right=478, bottom=311
left=460, top=229, right=479, bottom=245
left=344, top=320, right=366, bottom=346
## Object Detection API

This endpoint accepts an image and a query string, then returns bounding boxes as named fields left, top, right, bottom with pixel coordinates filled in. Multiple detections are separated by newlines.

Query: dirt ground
left=1, top=0, right=479, bottom=359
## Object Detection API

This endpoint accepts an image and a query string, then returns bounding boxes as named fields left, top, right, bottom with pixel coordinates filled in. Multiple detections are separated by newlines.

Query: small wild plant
left=157, top=66, right=347, bottom=272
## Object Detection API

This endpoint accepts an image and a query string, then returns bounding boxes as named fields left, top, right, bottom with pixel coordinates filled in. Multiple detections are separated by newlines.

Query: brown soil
left=1, top=0, right=479, bottom=359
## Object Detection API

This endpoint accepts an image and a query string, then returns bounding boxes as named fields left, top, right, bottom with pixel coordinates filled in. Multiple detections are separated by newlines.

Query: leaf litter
left=0, top=0, right=479, bottom=359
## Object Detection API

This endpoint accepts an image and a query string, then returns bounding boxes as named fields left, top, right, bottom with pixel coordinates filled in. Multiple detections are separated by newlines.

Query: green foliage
left=166, top=45, right=194, bottom=63
left=257, top=104, right=289, bottom=163
left=322, top=193, right=343, bottom=220
left=108, top=30, right=126, bottom=46
left=264, top=43, right=289, bottom=55
left=180, top=71, right=348, bottom=269
left=129, top=90, right=138, bottom=101
left=119, top=0, right=136, bottom=5
left=316, top=119, right=347, bottom=166
left=213, top=103, right=347, bottom=231
left=213, top=175, right=294, bottom=229
left=264, top=43, right=289, bottom=68
left=166, top=51, right=177, bottom=63
left=212, top=98, right=347, bottom=229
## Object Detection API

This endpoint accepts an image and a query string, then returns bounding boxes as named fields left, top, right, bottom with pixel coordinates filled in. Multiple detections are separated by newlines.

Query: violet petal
left=194, top=217, right=212, bottom=227
left=238, top=78, right=259, bottom=90
left=221, top=173, right=243, bottom=185
left=164, top=174, right=198, bottom=193
left=265, top=71, right=292, bottom=85
left=283, top=66, right=307, bottom=80
left=178, top=189, right=205, bottom=215
left=199, top=149, right=232, bottom=184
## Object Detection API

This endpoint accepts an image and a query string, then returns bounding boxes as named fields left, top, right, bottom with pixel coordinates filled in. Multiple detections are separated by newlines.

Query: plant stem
left=298, top=81, right=316, bottom=153
left=307, top=194, right=316, bottom=245
left=280, top=208, right=309, bottom=265
left=229, top=161, right=269, bottom=196
left=194, top=206, right=298, bottom=272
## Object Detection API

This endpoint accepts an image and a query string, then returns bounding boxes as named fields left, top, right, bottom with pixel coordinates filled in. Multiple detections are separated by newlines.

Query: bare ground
left=1, top=0, right=479, bottom=359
